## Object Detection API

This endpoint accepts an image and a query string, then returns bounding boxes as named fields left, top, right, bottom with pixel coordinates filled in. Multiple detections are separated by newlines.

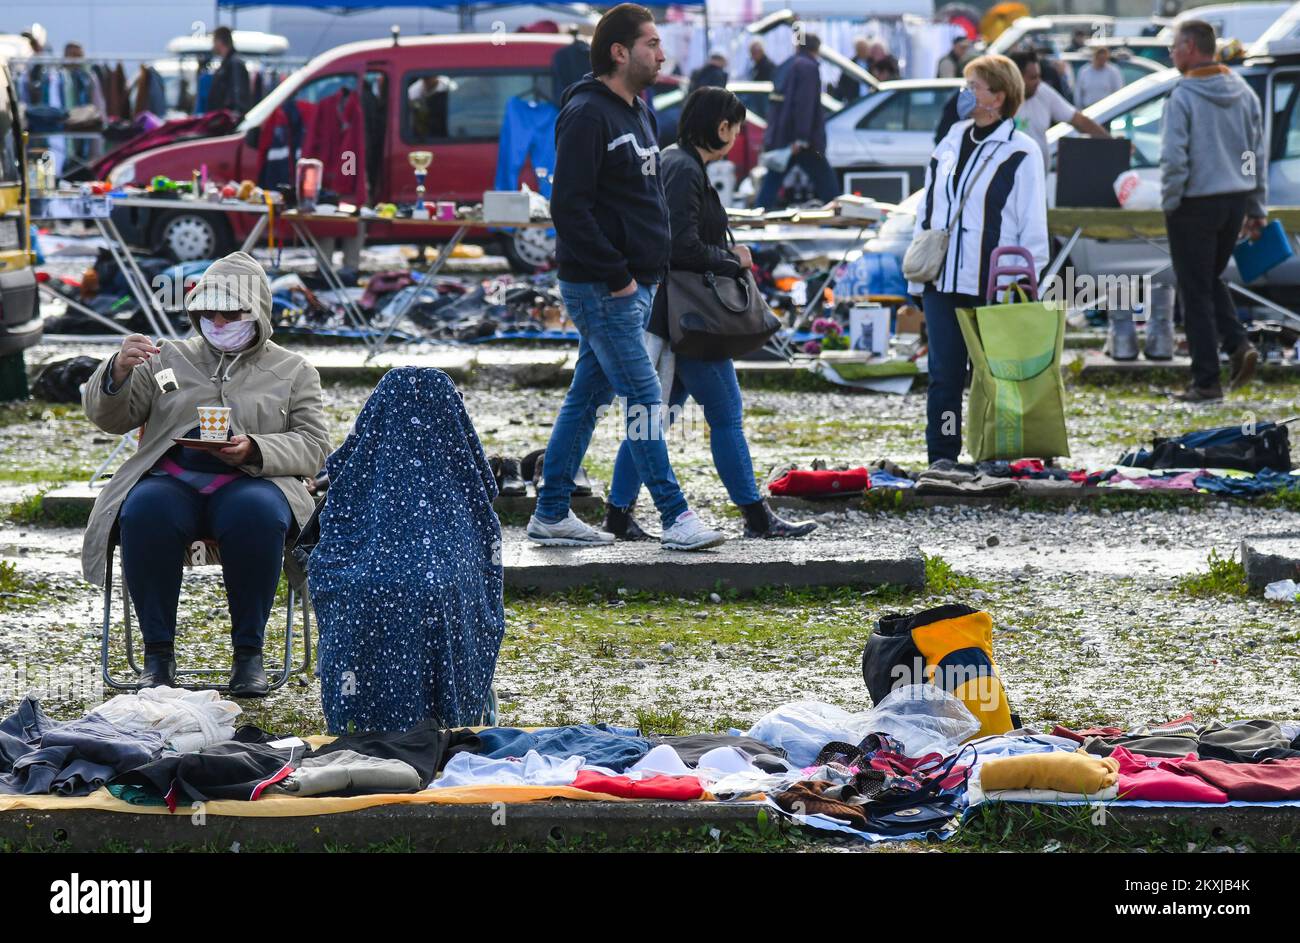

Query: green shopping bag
left=955, top=285, right=1070, bottom=461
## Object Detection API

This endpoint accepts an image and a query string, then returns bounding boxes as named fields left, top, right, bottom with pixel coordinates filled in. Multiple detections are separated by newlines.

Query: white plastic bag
left=1113, top=169, right=1161, bottom=211
left=856, top=685, right=980, bottom=758
left=746, top=686, right=980, bottom=767
left=1265, top=579, right=1299, bottom=601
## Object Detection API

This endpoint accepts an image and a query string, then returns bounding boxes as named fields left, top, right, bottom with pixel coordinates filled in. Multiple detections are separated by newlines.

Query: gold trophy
left=409, top=150, right=433, bottom=219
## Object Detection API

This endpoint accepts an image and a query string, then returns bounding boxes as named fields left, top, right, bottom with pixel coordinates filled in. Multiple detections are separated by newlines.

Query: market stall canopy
left=218, top=0, right=703, bottom=7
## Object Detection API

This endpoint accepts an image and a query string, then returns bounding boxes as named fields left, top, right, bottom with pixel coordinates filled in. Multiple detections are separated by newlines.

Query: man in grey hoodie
left=1161, top=19, right=1266, bottom=402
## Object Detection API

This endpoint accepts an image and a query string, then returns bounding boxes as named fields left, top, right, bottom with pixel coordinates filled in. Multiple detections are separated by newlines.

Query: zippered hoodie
left=551, top=73, right=670, bottom=291
left=1160, top=64, right=1267, bottom=217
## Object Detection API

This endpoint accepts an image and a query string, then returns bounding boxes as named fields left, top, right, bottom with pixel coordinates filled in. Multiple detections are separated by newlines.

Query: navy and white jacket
left=908, top=118, right=1049, bottom=299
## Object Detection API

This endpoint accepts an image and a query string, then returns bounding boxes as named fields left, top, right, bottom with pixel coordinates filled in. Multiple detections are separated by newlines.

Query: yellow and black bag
left=861, top=604, right=1013, bottom=739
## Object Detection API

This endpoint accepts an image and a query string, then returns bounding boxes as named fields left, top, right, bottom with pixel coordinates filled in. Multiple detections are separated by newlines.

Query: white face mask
left=200, top=317, right=257, bottom=352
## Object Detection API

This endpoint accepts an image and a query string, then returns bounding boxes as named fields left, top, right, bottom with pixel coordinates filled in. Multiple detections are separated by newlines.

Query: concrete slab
left=1241, top=534, right=1300, bottom=590
left=42, top=484, right=605, bottom=528
left=768, top=481, right=1227, bottom=513
left=307, top=349, right=477, bottom=383
left=1066, top=349, right=1300, bottom=380
left=0, top=802, right=765, bottom=852
left=502, top=535, right=924, bottom=594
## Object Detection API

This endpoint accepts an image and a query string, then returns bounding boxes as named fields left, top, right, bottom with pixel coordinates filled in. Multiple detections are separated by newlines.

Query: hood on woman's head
left=184, top=251, right=272, bottom=330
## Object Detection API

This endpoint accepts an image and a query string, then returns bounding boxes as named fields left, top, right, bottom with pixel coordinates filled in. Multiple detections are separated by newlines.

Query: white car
left=824, top=79, right=963, bottom=202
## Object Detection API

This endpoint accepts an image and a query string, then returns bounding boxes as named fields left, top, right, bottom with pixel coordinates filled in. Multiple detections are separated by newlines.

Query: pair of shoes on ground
left=1170, top=342, right=1258, bottom=403
left=137, top=649, right=269, bottom=698
left=527, top=508, right=727, bottom=551
left=598, top=498, right=817, bottom=542
left=492, top=449, right=593, bottom=497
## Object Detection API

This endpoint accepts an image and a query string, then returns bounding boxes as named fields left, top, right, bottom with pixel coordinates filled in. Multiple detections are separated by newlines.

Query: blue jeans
left=921, top=287, right=980, bottom=464
left=535, top=280, right=689, bottom=529
left=756, top=149, right=840, bottom=210
left=118, top=475, right=293, bottom=650
left=608, top=355, right=762, bottom=509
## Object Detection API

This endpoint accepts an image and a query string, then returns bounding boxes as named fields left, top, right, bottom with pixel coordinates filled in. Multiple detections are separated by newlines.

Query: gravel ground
left=5, top=338, right=1300, bottom=741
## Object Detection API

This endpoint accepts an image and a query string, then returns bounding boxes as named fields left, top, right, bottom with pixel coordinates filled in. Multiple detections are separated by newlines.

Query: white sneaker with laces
left=661, top=510, right=727, bottom=551
left=526, top=511, right=615, bottom=546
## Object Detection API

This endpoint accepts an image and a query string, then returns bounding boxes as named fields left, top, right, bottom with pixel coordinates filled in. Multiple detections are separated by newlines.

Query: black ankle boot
left=497, top=456, right=527, bottom=496
left=229, top=647, right=269, bottom=698
left=740, top=499, right=818, bottom=539
left=603, top=503, right=654, bottom=541
left=139, top=646, right=176, bottom=689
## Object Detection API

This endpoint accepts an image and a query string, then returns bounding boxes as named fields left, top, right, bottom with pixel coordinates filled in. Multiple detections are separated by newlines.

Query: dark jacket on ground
left=551, top=73, right=670, bottom=292
left=766, top=51, right=825, bottom=152
left=208, top=52, right=250, bottom=115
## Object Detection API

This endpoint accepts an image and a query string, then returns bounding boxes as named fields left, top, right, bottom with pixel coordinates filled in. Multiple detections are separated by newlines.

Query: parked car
left=1160, top=2, right=1294, bottom=46
left=0, top=63, right=40, bottom=359
left=106, top=33, right=586, bottom=272
left=824, top=79, right=962, bottom=202
left=986, top=15, right=1118, bottom=56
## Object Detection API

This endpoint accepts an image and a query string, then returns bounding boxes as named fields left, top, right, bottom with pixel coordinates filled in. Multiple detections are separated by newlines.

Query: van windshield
left=0, top=70, right=20, bottom=184
left=239, top=61, right=311, bottom=130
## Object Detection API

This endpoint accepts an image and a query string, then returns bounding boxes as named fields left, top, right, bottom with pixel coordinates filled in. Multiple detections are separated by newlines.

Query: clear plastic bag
left=746, top=686, right=980, bottom=767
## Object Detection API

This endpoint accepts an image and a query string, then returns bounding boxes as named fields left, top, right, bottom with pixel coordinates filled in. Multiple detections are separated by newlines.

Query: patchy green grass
left=924, top=554, right=986, bottom=595
left=4, top=490, right=89, bottom=528
left=1176, top=549, right=1250, bottom=599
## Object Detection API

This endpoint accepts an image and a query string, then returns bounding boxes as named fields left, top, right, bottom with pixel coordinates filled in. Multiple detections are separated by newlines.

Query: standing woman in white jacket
left=908, top=54, right=1049, bottom=466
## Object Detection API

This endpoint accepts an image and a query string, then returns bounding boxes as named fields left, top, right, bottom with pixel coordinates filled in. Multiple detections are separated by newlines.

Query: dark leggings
left=118, top=475, right=292, bottom=650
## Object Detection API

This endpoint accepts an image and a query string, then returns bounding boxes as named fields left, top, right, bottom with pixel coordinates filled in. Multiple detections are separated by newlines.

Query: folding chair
left=100, top=528, right=312, bottom=692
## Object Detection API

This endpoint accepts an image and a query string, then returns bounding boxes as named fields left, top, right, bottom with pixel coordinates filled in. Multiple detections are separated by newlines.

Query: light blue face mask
left=956, top=87, right=978, bottom=120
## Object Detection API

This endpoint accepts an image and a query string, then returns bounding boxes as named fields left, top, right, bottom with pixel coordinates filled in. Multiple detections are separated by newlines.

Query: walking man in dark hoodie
left=1162, top=19, right=1266, bottom=402
left=528, top=3, right=725, bottom=551
left=208, top=26, right=251, bottom=117
left=756, top=32, right=839, bottom=209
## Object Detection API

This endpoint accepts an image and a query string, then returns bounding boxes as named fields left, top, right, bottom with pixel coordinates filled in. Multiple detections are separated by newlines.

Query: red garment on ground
left=571, top=770, right=704, bottom=800
left=1180, top=758, right=1300, bottom=801
left=1112, top=748, right=1228, bottom=803
left=768, top=468, right=870, bottom=496
left=1051, top=724, right=1125, bottom=744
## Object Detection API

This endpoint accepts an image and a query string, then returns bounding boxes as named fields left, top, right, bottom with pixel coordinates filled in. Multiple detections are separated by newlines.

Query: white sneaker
left=661, top=510, right=727, bottom=552
left=526, top=511, right=615, bottom=546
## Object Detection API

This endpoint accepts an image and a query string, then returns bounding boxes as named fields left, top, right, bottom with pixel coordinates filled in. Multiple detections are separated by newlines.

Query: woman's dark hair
left=591, top=4, right=655, bottom=76
left=678, top=86, right=747, bottom=151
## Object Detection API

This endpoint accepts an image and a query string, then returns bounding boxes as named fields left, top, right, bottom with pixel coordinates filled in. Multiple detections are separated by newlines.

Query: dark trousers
left=118, top=475, right=292, bottom=650
left=921, top=287, right=981, bottom=464
left=1165, top=193, right=1249, bottom=390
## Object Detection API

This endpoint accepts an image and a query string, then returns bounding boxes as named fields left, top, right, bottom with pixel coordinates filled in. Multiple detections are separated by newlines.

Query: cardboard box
left=894, top=304, right=924, bottom=336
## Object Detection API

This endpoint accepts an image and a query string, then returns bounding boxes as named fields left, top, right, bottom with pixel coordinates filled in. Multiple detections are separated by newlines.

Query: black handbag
left=661, top=266, right=781, bottom=360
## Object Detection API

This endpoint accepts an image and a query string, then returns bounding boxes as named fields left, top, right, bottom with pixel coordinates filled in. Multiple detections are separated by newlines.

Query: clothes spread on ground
left=448, top=724, right=651, bottom=773
left=1110, top=747, right=1229, bottom=803
left=431, top=750, right=584, bottom=789
left=571, top=770, right=704, bottom=800
left=311, top=368, right=505, bottom=734
left=309, top=719, right=451, bottom=788
left=0, top=697, right=163, bottom=796
left=979, top=751, right=1119, bottom=794
left=110, top=738, right=307, bottom=810
left=1197, top=721, right=1300, bottom=762
left=767, top=467, right=870, bottom=497
left=92, top=686, right=239, bottom=754
left=648, top=734, right=784, bottom=767
left=1178, top=758, right=1300, bottom=801
left=268, top=750, right=421, bottom=797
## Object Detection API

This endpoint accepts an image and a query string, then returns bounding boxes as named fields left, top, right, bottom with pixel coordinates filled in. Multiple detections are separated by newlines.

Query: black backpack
left=1121, top=421, right=1293, bottom=473
left=32, top=356, right=103, bottom=404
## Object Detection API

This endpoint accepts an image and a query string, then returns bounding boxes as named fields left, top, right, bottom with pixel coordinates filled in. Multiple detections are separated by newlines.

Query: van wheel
left=155, top=211, right=233, bottom=262
left=501, top=227, right=555, bottom=274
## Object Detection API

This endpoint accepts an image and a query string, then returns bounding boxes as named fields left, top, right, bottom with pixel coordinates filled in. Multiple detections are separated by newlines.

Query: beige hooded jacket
left=80, top=251, right=332, bottom=586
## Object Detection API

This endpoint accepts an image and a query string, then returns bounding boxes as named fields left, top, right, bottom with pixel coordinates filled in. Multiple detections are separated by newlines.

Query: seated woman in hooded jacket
left=81, top=251, right=331, bottom=697
left=603, top=86, right=815, bottom=541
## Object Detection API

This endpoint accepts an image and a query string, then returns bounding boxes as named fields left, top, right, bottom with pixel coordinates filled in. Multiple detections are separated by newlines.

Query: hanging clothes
left=310, top=368, right=504, bottom=734
left=302, top=88, right=366, bottom=200
left=494, top=95, right=558, bottom=198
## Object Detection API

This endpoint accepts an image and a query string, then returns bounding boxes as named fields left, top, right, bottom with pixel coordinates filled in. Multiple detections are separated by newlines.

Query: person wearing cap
left=689, top=49, right=729, bottom=93
left=81, top=252, right=331, bottom=697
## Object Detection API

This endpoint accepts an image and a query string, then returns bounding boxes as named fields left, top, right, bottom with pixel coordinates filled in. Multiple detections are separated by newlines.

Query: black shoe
left=138, top=652, right=176, bottom=689
left=229, top=650, right=269, bottom=698
left=1228, top=342, right=1259, bottom=390
left=520, top=448, right=546, bottom=485
left=1171, top=384, right=1224, bottom=403
left=573, top=465, right=593, bottom=497
left=741, top=500, right=818, bottom=539
left=497, top=456, right=527, bottom=496
left=604, top=503, right=655, bottom=541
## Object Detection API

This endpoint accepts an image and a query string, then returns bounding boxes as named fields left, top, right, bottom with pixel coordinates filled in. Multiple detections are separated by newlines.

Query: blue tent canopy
left=217, top=1, right=704, bottom=7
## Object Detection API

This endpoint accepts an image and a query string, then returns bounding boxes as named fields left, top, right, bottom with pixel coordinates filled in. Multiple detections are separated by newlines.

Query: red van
left=106, top=34, right=584, bottom=272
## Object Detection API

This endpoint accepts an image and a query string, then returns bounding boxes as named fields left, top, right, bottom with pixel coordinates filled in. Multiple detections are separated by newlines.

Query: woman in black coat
left=603, top=87, right=815, bottom=541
